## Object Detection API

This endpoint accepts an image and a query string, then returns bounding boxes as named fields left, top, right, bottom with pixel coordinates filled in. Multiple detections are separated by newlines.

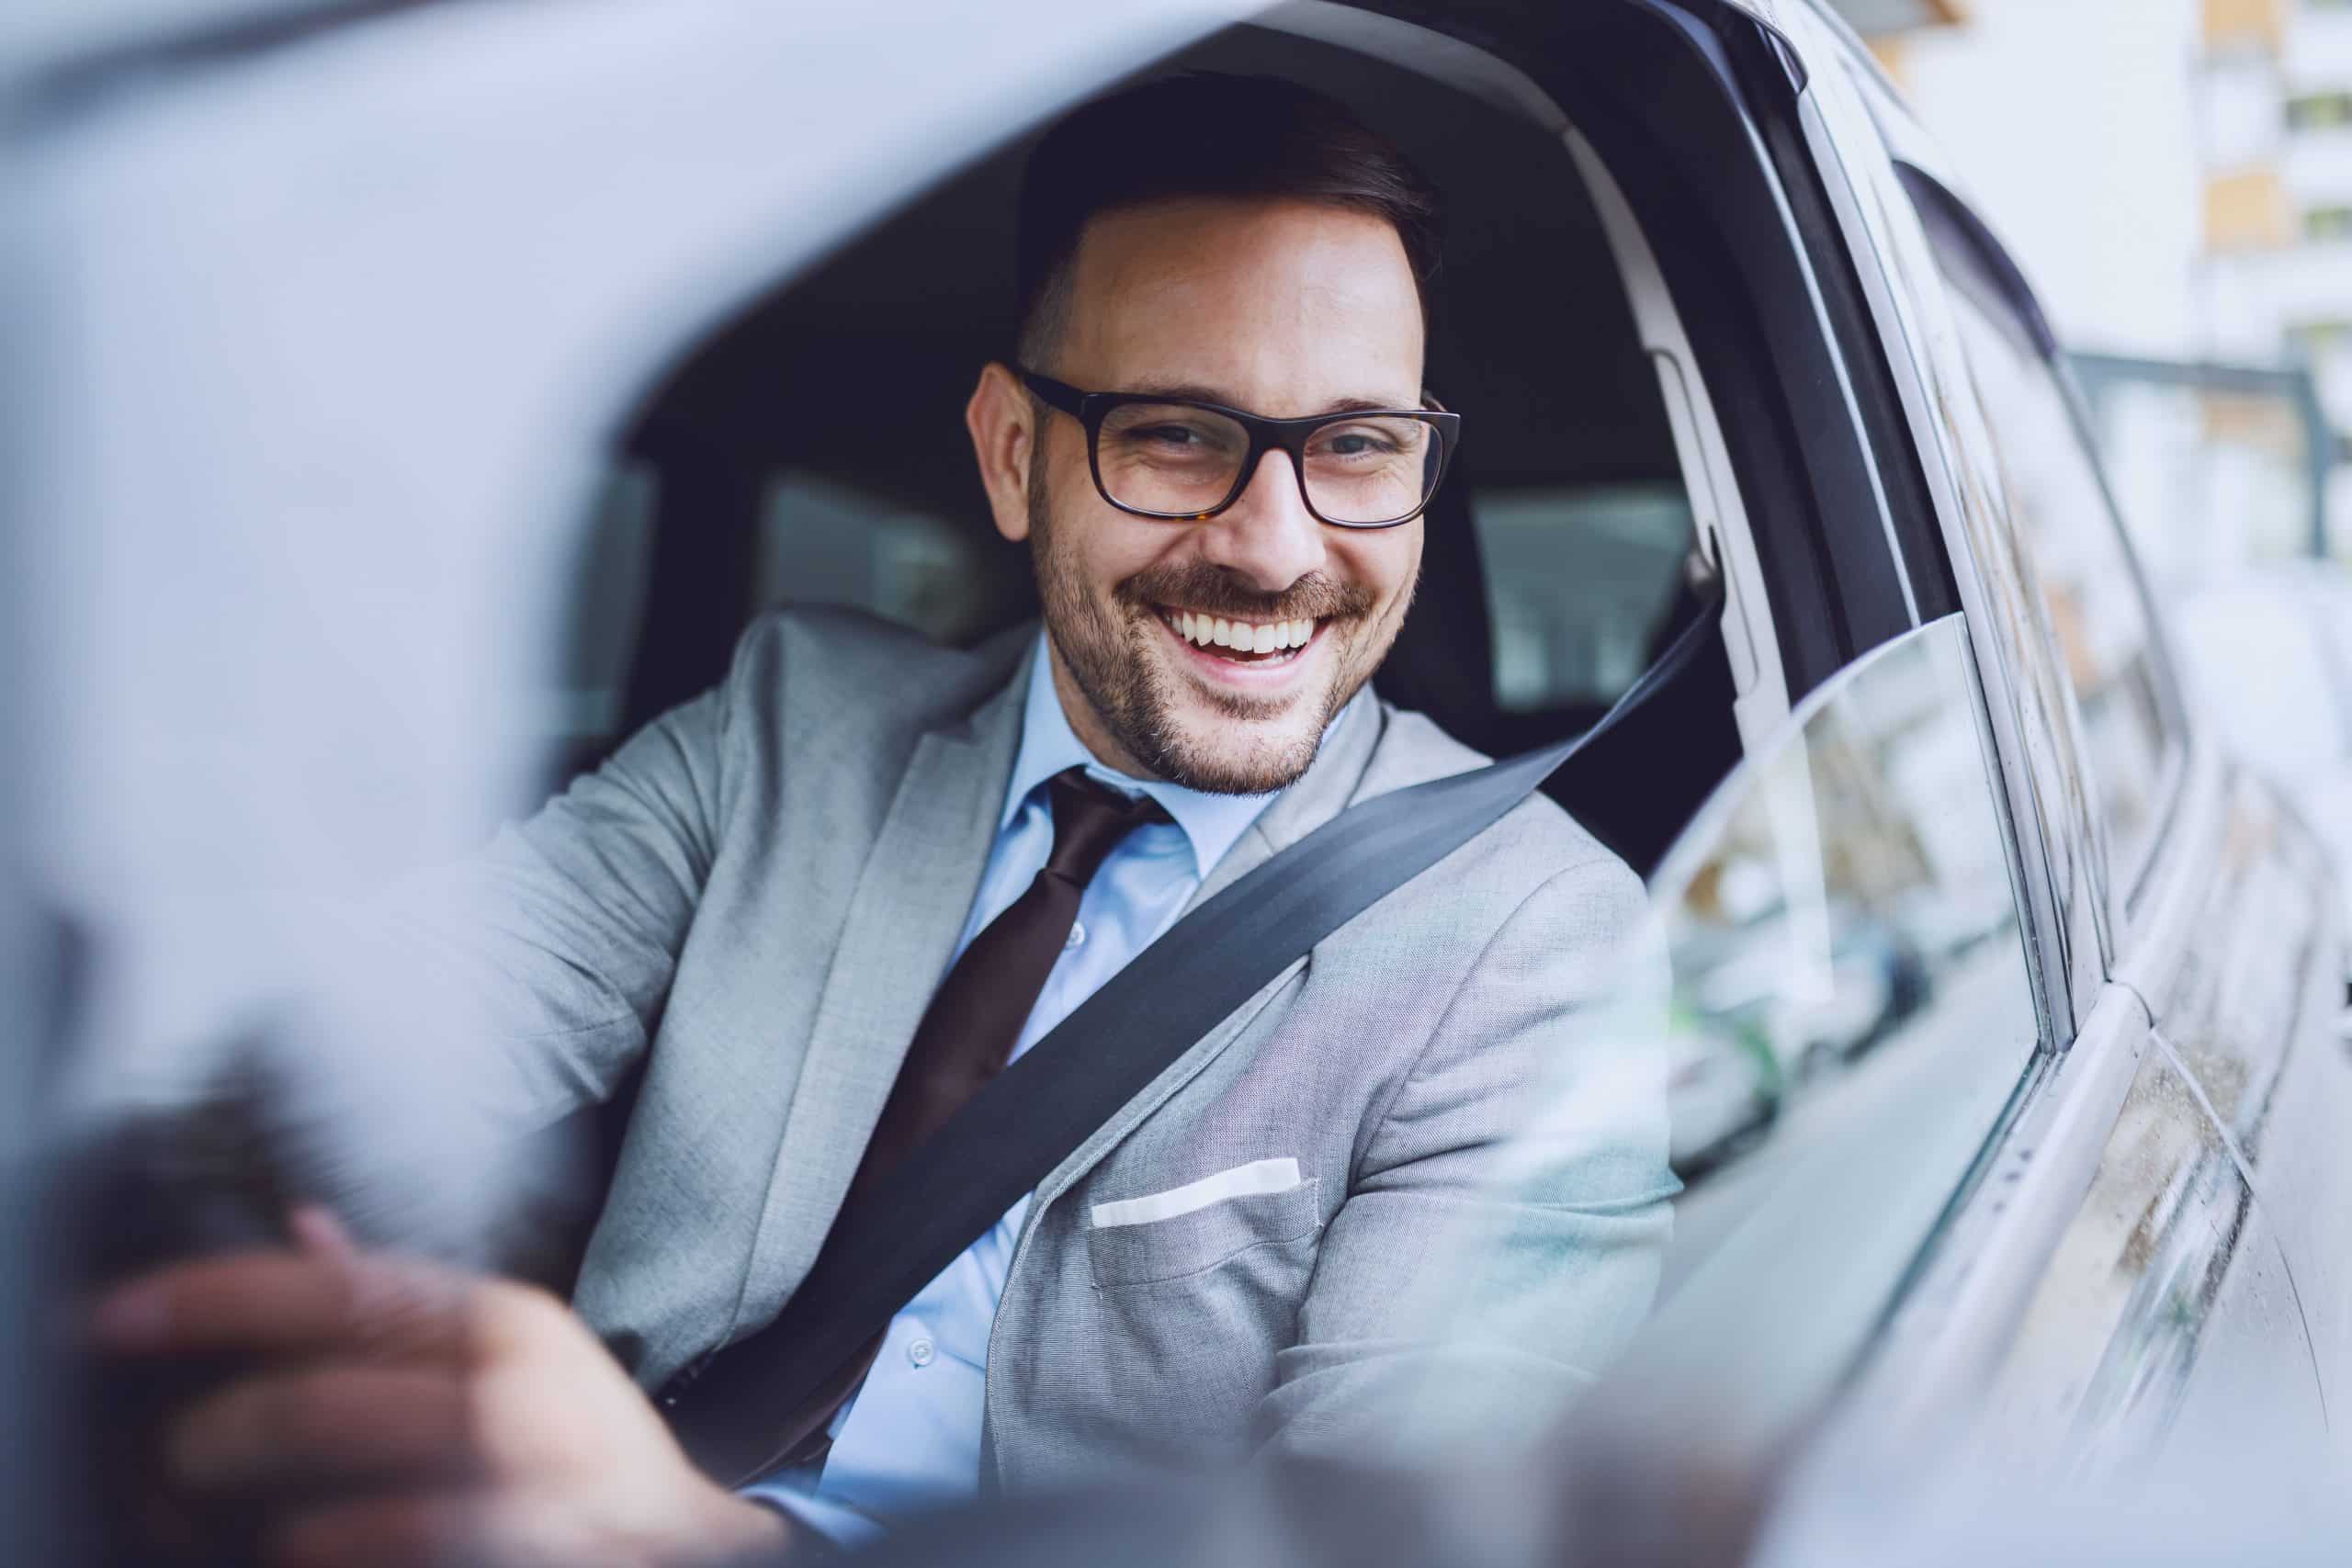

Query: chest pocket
left=1085, top=1157, right=1323, bottom=1290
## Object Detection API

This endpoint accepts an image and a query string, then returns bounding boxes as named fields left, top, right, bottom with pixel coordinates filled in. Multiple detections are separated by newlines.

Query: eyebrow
left=1115, top=379, right=1419, bottom=416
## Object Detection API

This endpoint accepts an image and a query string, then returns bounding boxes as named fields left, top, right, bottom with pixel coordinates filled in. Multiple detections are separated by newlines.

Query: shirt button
left=1064, top=920, right=1087, bottom=951
left=907, top=1337, right=935, bottom=1369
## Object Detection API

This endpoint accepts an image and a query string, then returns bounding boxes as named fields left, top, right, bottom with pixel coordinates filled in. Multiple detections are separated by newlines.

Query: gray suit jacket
left=414, top=608, right=1673, bottom=1490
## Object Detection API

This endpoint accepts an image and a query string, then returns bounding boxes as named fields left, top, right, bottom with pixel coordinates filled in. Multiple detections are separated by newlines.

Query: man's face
left=998, top=197, right=1426, bottom=795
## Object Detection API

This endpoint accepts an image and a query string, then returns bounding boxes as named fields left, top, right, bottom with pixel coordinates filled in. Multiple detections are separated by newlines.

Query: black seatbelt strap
left=658, top=584, right=1725, bottom=1485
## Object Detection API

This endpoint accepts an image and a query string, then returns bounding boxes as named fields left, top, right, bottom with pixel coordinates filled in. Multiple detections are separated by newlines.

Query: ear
left=967, top=361, right=1041, bottom=544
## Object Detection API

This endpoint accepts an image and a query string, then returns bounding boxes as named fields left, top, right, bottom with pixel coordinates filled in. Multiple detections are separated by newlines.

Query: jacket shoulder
left=720, top=607, right=1029, bottom=740
left=1364, top=700, right=1623, bottom=881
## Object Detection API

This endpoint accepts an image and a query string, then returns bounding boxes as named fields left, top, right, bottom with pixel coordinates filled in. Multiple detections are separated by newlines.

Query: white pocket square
left=1090, top=1157, right=1302, bottom=1229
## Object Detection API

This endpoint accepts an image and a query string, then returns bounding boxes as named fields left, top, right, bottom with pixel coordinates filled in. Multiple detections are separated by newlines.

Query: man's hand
left=93, top=1208, right=795, bottom=1568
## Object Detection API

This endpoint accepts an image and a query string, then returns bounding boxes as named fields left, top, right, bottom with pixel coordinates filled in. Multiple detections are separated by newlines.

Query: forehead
left=1057, top=197, right=1425, bottom=413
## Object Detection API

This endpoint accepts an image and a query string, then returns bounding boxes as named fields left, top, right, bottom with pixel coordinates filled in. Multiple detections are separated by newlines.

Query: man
left=94, top=73, right=1672, bottom=1564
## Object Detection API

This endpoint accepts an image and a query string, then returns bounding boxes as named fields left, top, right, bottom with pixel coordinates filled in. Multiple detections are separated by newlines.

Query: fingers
left=166, top=1363, right=482, bottom=1500
left=287, top=1203, right=358, bottom=1261
left=93, top=1245, right=476, bottom=1364
left=257, top=1493, right=497, bottom=1568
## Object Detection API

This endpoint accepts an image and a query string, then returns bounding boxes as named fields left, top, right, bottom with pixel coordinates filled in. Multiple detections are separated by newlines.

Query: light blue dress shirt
left=744, top=634, right=1302, bottom=1545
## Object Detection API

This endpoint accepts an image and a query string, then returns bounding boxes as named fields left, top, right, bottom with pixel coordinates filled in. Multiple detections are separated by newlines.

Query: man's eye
left=1323, top=429, right=1401, bottom=457
left=1135, top=424, right=1203, bottom=447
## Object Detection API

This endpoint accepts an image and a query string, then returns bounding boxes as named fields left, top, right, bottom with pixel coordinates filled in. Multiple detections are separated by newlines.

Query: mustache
left=1114, top=562, right=1378, bottom=624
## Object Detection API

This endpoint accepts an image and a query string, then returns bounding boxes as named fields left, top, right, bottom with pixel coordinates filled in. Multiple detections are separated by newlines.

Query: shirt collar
left=1004, top=633, right=1299, bottom=879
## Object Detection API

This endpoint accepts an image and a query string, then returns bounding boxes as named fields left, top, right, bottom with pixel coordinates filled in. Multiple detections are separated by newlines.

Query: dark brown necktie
left=769, top=766, right=1171, bottom=1469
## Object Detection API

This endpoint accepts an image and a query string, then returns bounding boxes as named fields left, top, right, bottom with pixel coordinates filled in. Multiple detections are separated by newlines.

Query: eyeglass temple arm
left=1015, top=369, right=1088, bottom=417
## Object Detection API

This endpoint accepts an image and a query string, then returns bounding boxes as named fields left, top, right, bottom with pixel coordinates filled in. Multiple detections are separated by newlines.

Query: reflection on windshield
left=1409, top=617, right=2041, bottom=1449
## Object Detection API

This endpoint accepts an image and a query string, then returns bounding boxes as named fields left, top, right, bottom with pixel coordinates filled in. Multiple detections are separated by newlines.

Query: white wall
left=1895, top=0, right=2204, bottom=358
left=2285, top=6, right=2352, bottom=87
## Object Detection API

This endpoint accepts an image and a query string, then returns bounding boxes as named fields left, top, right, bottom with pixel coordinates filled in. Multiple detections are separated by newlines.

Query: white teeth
left=1164, top=610, right=1318, bottom=657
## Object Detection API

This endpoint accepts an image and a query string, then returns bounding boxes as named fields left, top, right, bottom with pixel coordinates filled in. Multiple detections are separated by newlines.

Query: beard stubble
left=1026, top=470, right=1404, bottom=795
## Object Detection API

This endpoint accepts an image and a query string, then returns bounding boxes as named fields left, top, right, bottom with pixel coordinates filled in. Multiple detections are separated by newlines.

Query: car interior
left=542, top=22, right=1746, bottom=885
left=514, top=17, right=2033, bottom=1366
left=496, top=17, right=2082, bottom=1418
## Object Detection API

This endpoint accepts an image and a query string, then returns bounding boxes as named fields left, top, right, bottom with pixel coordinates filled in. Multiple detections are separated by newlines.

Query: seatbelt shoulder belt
left=658, top=585, right=1725, bottom=1485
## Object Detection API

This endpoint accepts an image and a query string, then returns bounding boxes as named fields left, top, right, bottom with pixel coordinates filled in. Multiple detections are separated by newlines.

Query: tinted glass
left=1406, top=618, right=2040, bottom=1446
left=759, top=471, right=1023, bottom=647
left=1651, top=621, right=2035, bottom=1247
left=1474, top=483, right=1696, bottom=716
left=1943, top=291, right=2181, bottom=886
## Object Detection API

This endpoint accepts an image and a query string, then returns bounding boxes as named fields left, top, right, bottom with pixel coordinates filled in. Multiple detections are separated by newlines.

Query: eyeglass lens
left=1094, top=403, right=1441, bottom=525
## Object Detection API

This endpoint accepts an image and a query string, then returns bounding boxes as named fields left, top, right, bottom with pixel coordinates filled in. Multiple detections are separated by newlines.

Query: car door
left=1768, top=3, right=2335, bottom=1472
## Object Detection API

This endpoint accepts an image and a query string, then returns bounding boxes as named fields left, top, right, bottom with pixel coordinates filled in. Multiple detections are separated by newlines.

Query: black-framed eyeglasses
left=1018, top=369, right=1460, bottom=529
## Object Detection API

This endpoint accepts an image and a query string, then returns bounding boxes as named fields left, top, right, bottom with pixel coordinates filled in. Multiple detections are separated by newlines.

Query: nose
left=1194, top=449, right=1327, bottom=592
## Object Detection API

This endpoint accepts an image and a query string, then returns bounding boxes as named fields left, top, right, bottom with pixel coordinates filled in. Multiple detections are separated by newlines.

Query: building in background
left=1841, top=0, right=2205, bottom=362
left=2196, top=0, right=2352, bottom=558
left=1831, top=0, right=2350, bottom=589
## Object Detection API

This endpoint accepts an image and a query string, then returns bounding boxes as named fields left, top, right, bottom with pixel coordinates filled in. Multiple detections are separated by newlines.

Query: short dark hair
left=1013, top=73, right=1442, bottom=366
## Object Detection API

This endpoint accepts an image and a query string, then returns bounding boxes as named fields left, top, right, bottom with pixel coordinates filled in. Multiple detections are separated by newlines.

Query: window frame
left=1896, top=171, right=2196, bottom=925
left=1780, top=40, right=2086, bottom=1040
left=1357, top=0, right=1935, bottom=705
left=607, top=0, right=1941, bottom=843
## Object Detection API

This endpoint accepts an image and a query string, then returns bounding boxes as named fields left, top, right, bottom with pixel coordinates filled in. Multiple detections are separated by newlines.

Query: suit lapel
left=730, top=659, right=1030, bottom=1334
left=1033, top=686, right=1390, bottom=1213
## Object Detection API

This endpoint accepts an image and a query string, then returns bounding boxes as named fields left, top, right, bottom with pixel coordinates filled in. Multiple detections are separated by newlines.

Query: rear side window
left=1475, top=481, right=1695, bottom=716
left=1936, top=282, right=2182, bottom=888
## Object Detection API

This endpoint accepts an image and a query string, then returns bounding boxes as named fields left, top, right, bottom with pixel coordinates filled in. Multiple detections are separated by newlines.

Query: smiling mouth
left=1154, top=607, right=1321, bottom=666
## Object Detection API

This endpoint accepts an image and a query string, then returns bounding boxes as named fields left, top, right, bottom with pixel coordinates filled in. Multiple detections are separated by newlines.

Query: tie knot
left=1043, top=768, right=1172, bottom=887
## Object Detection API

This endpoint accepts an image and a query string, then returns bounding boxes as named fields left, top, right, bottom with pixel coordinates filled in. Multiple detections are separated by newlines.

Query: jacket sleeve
left=1251, top=848, right=1677, bottom=1465
left=412, top=691, right=724, bottom=1123
left=366, top=678, right=732, bottom=1131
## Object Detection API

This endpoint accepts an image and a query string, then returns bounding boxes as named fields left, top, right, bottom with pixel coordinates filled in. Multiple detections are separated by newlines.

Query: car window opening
left=543, top=25, right=1745, bottom=886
